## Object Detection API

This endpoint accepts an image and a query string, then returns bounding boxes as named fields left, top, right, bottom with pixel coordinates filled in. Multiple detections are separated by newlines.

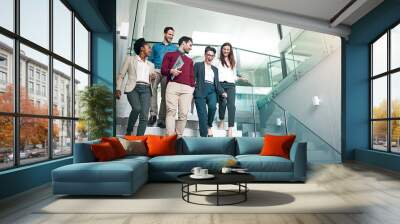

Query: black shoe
left=148, top=115, right=157, bottom=126
left=157, top=121, right=166, bottom=128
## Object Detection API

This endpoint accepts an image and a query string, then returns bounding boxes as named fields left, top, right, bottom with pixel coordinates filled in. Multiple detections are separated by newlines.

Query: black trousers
left=126, top=84, right=151, bottom=135
left=218, top=82, right=236, bottom=127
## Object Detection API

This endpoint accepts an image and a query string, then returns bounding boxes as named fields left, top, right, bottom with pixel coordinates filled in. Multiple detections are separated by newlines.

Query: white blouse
left=204, top=64, right=214, bottom=82
left=215, top=60, right=237, bottom=83
left=135, top=55, right=150, bottom=84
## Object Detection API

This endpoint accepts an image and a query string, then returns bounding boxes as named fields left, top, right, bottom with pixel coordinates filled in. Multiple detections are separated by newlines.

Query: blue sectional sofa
left=52, top=137, right=307, bottom=196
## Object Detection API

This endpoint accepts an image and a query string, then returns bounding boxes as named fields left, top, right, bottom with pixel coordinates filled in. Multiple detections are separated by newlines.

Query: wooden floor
left=1, top=162, right=400, bottom=224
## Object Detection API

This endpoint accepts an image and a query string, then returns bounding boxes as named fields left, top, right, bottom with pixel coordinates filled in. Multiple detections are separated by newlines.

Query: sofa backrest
left=235, top=137, right=264, bottom=155
left=178, top=137, right=236, bottom=155
left=73, top=140, right=100, bottom=163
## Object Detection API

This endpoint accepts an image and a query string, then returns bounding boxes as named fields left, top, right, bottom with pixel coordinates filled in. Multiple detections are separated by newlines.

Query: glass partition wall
left=0, top=0, right=91, bottom=171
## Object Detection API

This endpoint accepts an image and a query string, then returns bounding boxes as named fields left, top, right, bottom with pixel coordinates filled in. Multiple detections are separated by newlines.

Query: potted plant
left=79, top=84, right=113, bottom=140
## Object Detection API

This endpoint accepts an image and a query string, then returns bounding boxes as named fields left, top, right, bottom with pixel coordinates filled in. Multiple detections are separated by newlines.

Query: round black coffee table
left=177, top=173, right=255, bottom=206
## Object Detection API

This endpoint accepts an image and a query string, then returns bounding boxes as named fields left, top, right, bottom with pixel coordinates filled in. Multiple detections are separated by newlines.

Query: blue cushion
left=73, top=140, right=100, bottom=163
left=236, top=155, right=293, bottom=172
left=179, top=137, right=235, bottom=155
left=236, top=137, right=263, bottom=155
left=149, top=154, right=235, bottom=172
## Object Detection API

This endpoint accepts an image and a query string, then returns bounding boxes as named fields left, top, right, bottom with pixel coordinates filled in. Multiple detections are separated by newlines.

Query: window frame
left=370, top=21, right=400, bottom=154
left=0, top=0, right=92, bottom=171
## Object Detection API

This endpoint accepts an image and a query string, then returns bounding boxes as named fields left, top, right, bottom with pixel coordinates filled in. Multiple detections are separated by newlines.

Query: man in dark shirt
left=161, top=36, right=194, bottom=137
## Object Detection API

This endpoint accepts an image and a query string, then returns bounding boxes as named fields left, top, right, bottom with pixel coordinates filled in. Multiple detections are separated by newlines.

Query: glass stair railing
left=261, top=100, right=341, bottom=163
left=256, top=29, right=340, bottom=110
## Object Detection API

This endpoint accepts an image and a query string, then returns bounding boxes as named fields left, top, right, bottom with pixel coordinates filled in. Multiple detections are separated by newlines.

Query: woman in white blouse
left=115, top=38, right=156, bottom=136
left=215, top=42, right=237, bottom=137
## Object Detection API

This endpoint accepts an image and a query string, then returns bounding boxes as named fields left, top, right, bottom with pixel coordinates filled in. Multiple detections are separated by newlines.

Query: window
left=0, top=116, right=13, bottom=170
left=75, top=18, right=89, bottom=69
left=53, top=59, right=72, bottom=117
left=0, top=71, right=6, bottom=85
left=53, top=119, right=72, bottom=158
left=0, top=34, right=13, bottom=113
left=41, top=85, right=46, bottom=97
left=36, top=83, right=40, bottom=95
left=0, top=54, right=8, bottom=89
left=0, top=1, right=91, bottom=170
left=371, top=23, right=400, bottom=154
left=391, top=24, right=400, bottom=70
left=20, top=0, right=49, bottom=48
left=28, top=67, right=34, bottom=80
left=35, top=70, right=41, bottom=81
left=53, top=0, right=72, bottom=60
left=0, top=54, right=7, bottom=67
left=20, top=117, right=49, bottom=165
left=74, top=69, right=89, bottom=118
left=0, top=0, right=14, bottom=31
left=41, top=73, right=46, bottom=83
left=28, top=81, right=34, bottom=94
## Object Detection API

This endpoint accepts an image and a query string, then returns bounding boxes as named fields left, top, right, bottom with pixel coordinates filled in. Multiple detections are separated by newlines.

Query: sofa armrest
left=73, top=140, right=100, bottom=163
left=290, top=142, right=307, bottom=181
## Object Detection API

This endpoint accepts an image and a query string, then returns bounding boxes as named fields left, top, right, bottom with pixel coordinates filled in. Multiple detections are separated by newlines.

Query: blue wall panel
left=92, top=33, right=114, bottom=88
left=0, top=158, right=72, bottom=199
left=344, top=44, right=369, bottom=159
left=344, top=0, right=400, bottom=170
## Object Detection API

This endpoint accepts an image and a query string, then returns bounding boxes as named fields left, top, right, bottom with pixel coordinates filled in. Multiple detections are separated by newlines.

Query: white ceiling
left=225, top=0, right=354, bottom=23
left=167, top=0, right=384, bottom=37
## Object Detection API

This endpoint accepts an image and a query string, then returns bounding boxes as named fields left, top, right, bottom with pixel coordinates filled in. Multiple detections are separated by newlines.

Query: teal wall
left=0, top=0, right=116, bottom=200
left=91, top=31, right=115, bottom=136
left=0, top=158, right=72, bottom=199
left=344, top=0, right=400, bottom=171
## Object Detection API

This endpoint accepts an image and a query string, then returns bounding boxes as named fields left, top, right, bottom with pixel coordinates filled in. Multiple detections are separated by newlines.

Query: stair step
left=144, top=126, right=200, bottom=136
left=143, top=126, right=242, bottom=137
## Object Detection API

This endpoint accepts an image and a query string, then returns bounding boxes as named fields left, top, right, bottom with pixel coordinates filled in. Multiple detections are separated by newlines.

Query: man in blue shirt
left=148, top=27, right=178, bottom=128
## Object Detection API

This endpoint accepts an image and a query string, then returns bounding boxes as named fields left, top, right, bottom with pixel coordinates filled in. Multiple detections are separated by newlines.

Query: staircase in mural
left=117, top=29, right=341, bottom=163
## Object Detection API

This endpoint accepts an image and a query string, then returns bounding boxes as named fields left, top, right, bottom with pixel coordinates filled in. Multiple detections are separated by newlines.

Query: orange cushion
left=146, top=135, right=177, bottom=157
left=101, top=137, right=126, bottom=158
left=91, top=142, right=117, bottom=162
left=260, top=134, right=296, bottom=159
left=124, top=135, right=149, bottom=142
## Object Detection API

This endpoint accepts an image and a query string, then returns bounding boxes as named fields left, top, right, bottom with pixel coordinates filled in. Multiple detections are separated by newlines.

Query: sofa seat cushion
left=236, top=155, right=293, bottom=172
left=149, top=154, right=235, bottom=172
left=53, top=159, right=147, bottom=183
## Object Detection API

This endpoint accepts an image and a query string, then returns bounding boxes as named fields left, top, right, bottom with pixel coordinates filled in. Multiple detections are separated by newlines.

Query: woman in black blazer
left=194, top=46, right=226, bottom=137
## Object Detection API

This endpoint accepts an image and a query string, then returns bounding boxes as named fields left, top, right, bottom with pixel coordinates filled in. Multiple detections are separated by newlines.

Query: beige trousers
left=165, top=82, right=194, bottom=136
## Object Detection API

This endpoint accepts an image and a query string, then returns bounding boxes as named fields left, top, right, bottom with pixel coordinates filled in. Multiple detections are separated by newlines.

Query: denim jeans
left=126, top=84, right=151, bottom=135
